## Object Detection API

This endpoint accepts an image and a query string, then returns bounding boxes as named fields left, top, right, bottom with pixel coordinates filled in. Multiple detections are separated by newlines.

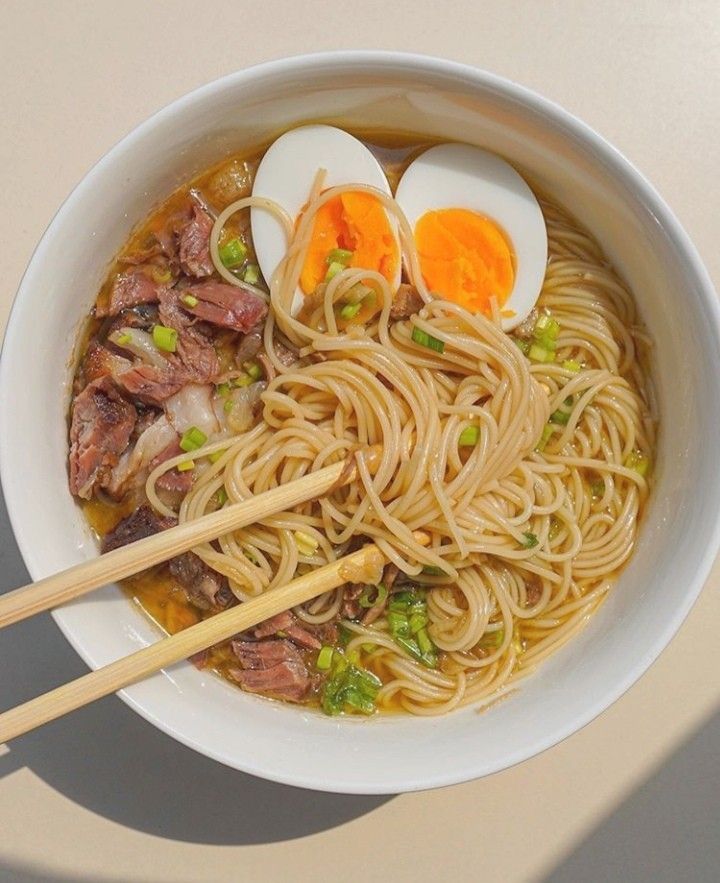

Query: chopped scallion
left=340, top=302, right=362, bottom=320
left=150, top=266, right=173, bottom=284
left=591, top=479, right=606, bottom=498
left=549, top=408, right=571, bottom=425
left=422, top=565, right=445, bottom=576
left=216, top=382, right=231, bottom=397
left=152, top=324, right=177, bottom=353
left=181, top=293, right=199, bottom=308
left=458, top=425, right=480, bottom=446
left=316, top=645, right=334, bottom=670
left=358, top=583, right=388, bottom=609
left=215, top=487, right=228, bottom=506
left=177, top=459, right=195, bottom=472
left=624, top=449, right=650, bottom=477
left=179, top=426, right=208, bottom=452
left=116, top=333, right=132, bottom=346
left=325, top=261, right=344, bottom=281
left=529, top=343, right=554, bottom=363
left=244, top=361, right=262, bottom=381
left=326, top=248, right=354, bottom=266
left=563, top=359, right=581, bottom=373
left=242, top=263, right=260, bottom=285
left=515, top=338, right=531, bottom=354
left=218, top=237, right=247, bottom=268
left=535, top=424, right=555, bottom=452
left=522, top=531, right=539, bottom=549
left=411, top=326, right=445, bottom=353
left=208, top=451, right=223, bottom=464
left=294, top=530, right=319, bottom=557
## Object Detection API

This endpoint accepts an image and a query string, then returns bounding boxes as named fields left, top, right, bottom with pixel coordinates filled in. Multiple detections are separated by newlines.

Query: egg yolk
left=414, top=208, right=515, bottom=314
left=300, top=192, right=398, bottom=295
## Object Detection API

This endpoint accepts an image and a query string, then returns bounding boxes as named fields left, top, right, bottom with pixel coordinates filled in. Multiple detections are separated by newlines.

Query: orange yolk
left=414, top=208, right=515, bottom=315
left=300, top=192, right=398, bottom=295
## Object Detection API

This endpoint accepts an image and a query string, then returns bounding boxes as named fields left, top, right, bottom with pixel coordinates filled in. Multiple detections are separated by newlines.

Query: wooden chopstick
left=0, top=538, right=406, bottom=743
left=0, top=449, right=379, bottom=630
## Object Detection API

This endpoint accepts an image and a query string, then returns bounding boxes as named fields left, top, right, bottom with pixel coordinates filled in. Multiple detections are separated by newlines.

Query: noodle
left=145, top=181, right=655, bottom=715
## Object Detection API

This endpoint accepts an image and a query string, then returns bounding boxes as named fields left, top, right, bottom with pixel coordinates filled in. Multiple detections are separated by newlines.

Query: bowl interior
left=2, top=54, right=718, bottom=793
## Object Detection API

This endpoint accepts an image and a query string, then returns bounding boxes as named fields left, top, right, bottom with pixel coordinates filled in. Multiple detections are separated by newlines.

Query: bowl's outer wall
left=1, top=53, right=718, bottom=793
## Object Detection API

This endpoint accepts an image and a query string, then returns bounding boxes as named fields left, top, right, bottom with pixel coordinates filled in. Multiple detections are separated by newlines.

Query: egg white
left=251, top=125, right=399, bottom=314
left=395, top=143, right=547, bottom=330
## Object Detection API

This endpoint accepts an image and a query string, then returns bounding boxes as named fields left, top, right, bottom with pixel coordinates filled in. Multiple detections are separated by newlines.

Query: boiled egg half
left=395, top=143, right=547, bottom=330
left=251, top=125, right=400, bottom=314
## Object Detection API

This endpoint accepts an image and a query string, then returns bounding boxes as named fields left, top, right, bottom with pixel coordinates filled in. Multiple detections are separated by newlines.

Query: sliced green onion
left=326, top=248, right=354, bottom=266
left=215, top=487, right=228, bottom=506
left=529, top=343, right=554, bottom=363
left=244, top=361, right=262, bottom=381
left=422, top=565, right=445, bottom=576
left=179, top=426, right=208, bottom=452
left=208, top=451, right=223, bottom=464
left=316, top=646, right=334, bottom=670
left=624, top=449, right=650, bottom=477
left=242, top=263, right=260, bottom=285
left=340, top=302, right=362, bottom=320
left=591, top=479, right=606, bottom=498
left=346, top=283, right=372, bottom=304
left=234, top=373, right=253, bottom=388
left=358, top=583, right=388, bottom=609
left=416, top=627, right=434, bottom=655
left=535, top=424, right=555, bottom=452
left=216, top=382, right=231, bottom=397
left=223, top=399, right=233, bottom=413
left=514, top=338, right=530, bottom=354
left=294, top=530, right=319, bottom=556
left=325, top=261, right=344, bottom=281
left=177, top=459, right=194, bottom=472
left=150, top=266, right=173, bottom=284
left=522, top=531, right=539, bottom=549
left=411, top=326, right=445, bottom=353
left=152, top=324, right=177, bottom=353
left=563, top=359, right=581, bottom=373
left=218, top=237, right=247, bottom=268
left=458, top=425, right=480, bottom=447
left=181, top=293, right=199, bottom=308
left=408, top=611, right=428, bottom=634
left=549, top=408, right=571, bottom=425
left=116, top=333, right=132, bottom=346
left=478, top=628, right=504, bottom=649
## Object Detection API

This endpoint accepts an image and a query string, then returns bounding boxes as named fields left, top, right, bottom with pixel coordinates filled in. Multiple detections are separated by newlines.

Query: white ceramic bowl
left=2, top=52, right=719, bottom=794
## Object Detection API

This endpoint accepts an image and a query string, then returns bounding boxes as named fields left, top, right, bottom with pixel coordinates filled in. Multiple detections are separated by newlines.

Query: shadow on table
left=0, top=490, right=392, bottom=846
left=543, top=705, right=720, bottom=883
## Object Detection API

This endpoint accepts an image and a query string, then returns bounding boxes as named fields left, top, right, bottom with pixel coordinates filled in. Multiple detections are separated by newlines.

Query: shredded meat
left=180, top=280, right=268, bottom=333
left=342, top=583, right=364, bottom=620
left=390, top=283, right=424, bottom=320
left=102, top=505, right=176, bottom=552
left=78, top=341, right=133, bottom=388
left=178, top=205, right=214, bottom=278
left=115, top=363, right=188, bottom=406
left=169, top=552, right=235, bottom=610
left=69, top=377, right=136, bottom=499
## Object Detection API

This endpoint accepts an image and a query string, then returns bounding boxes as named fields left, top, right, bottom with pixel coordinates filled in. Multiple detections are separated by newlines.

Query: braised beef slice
left=231, top=639, right=304, bottom=670
left=181, top=280, right=268, bottom=333
left=96, top=270, right=167, bottom=318
left=69, top=377, right=137, bottom=499
left=157, top=288, right=220, bottom=381
left=150, top=439, right=193, bottom=493
left=228, top=660, right=311, bottom=702
left=253, top=611, right=323, bottom=650
left=102, top=505, right=176, bottom=553
left=169, top=551, right=234, bottom=610
left=178, top=204, right=214, bottom=278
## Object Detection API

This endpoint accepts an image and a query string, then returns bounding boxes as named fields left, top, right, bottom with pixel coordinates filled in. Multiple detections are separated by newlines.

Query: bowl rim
left=2, top=50, right=719, bottom=793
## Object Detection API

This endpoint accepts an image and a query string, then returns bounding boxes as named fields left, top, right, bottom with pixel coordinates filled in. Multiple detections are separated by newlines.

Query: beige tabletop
left=1, top=2, right=719, bottom=881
